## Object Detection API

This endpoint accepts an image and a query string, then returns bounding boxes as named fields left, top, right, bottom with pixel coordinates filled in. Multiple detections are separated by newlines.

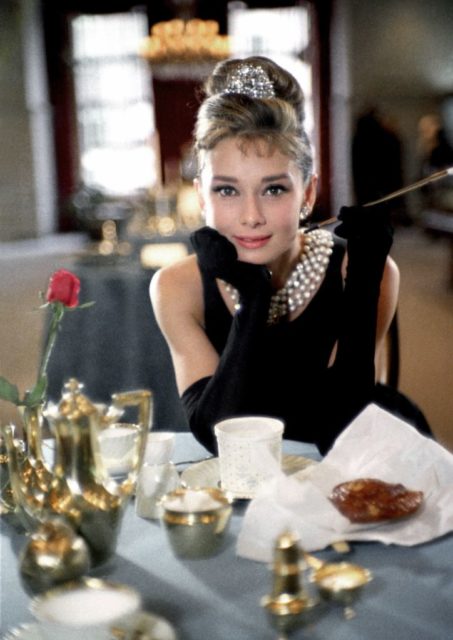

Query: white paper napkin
left=237, top=404, right=453, bottom=562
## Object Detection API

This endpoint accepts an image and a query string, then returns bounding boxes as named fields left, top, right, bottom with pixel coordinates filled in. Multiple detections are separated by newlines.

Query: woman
left=150, top=56, right=404, bottom=455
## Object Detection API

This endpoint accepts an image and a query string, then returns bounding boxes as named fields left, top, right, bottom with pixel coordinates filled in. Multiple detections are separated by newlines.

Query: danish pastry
left=330, top=478, right=424, bottom=523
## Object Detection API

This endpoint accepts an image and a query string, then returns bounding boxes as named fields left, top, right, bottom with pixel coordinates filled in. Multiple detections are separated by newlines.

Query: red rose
left=46, top=269, right=80, bottom=308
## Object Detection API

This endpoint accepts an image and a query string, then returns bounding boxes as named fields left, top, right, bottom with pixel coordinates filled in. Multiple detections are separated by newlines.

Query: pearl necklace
left=223, top=229, right=334, bottom=325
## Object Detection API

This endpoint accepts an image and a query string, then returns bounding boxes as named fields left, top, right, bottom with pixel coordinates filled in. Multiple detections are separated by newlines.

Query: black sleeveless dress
left=201, top=240, right=346, bottom=440
left=183, top=235, right=431, bottom=454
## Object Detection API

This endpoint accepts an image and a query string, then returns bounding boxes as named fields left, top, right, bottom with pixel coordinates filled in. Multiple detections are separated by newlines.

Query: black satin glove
left=185, top=227, right=273, bottom=453
left=323, top=202, right=395, bottom=448
left=191, top=226, right=272, bottom=306
left=335, top=203, right=394, bottom=254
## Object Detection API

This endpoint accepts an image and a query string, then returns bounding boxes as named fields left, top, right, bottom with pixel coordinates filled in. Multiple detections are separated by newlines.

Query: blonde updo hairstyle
left=194, top=56, right=313, bottom=185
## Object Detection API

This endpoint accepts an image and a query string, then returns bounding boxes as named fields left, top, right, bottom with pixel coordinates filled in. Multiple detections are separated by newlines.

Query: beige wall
left=0, top=0, right=56, bottom=242
left=0, top=1, right=36, bottom=240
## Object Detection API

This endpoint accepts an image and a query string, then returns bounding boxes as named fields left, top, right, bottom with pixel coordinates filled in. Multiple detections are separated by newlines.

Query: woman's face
left=195, top=137, right=317, bottom=274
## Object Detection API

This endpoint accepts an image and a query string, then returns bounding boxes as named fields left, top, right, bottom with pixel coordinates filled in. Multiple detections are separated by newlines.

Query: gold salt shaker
left=261, top=530, right=318, bottom=635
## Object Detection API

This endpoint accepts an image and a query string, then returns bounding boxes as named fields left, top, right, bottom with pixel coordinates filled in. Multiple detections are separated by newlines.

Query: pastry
left=330, top=478, right=424, bottom=523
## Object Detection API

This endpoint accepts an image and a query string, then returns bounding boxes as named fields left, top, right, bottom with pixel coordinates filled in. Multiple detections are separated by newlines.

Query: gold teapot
left=1, top=379, right=151, bottom=565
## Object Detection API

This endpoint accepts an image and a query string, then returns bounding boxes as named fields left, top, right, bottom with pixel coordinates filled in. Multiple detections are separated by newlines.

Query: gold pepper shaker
left=261, top=530, right=318, bottom=635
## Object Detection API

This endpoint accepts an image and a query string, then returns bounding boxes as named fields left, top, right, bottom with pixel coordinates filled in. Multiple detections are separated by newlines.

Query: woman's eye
left=265, top=184, right=289, bottom=196
left=212, top=185, right=237, bottom=197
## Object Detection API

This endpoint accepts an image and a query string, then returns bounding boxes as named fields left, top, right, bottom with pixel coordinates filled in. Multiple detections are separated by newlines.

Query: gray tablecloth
left=1, top=434, right=453, bottom=639
left=45, top=261, right=188, bottom=432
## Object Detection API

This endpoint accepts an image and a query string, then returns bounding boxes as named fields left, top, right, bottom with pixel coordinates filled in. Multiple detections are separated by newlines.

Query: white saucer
left=2, top=611, right=177, bottom=640
left=181, top=454, right=317, bottom=499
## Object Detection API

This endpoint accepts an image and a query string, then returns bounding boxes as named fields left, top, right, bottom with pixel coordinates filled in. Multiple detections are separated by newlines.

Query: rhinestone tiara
left=223, top=63, right=275, bottom=99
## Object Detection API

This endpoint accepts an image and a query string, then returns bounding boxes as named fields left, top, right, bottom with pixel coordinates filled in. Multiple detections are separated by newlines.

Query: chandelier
left=139, top=19, right=230, bottom=65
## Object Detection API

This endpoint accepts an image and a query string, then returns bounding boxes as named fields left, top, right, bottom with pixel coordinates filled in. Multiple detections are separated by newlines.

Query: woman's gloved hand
left=191, top=226, right=271, bottom=304
left=335, top=202, right=393, bottom=253
left=185, top=227, right=273, bottom=452
left=191, top=225, right=237, bottom=277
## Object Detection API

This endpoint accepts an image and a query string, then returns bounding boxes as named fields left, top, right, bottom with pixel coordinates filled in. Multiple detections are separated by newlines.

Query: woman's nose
left=239, top=196, right=265, bottom=226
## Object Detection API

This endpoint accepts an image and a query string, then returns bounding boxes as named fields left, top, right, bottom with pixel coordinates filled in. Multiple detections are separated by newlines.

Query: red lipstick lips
left=234, top=235, right=271, bottom=250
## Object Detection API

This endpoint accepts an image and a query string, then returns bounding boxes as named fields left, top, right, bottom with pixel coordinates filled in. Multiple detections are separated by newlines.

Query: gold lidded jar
left=19, top=517, right=90, bottom=594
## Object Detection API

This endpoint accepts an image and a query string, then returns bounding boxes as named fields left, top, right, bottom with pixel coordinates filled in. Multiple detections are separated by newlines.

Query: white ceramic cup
left=214, top=416, right=284, bottom=499
left=31, top=578, right=141, bottom=640
left=98, top=423, right=140, bottom=475
left=143, top=431, right=176, bottom=465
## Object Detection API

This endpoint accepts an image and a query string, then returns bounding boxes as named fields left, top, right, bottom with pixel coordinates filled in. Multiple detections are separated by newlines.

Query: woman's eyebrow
left=212, top=175, right=238, bottom=182
left=211, top=172, right=292, bottom=183
left=262, top=173, right=291, bottom=182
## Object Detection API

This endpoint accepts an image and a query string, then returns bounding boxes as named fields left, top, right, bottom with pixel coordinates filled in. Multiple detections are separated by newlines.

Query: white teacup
left=143, top=431, right=176, bottom=465
left=214, top=416, right=284, bottom=499
left=31, top=578, right=141, bottom=640
left=98, top=423, right=140, bottom=474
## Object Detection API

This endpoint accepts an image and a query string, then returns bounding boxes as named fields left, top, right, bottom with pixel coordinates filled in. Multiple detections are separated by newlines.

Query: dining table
left=1, top=432, right=453, bottom=639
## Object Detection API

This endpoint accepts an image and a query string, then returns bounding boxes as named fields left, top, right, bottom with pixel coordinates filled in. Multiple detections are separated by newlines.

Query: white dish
left=181, top=454, right=316, bottom=498
left=2, top=611, right=177, bottom=640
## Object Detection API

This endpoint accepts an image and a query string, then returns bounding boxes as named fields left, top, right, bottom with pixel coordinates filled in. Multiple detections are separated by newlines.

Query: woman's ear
left=304, top=174, right=318, bottom=210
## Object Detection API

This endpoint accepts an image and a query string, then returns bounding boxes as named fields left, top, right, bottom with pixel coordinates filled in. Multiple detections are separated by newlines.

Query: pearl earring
left=299, top=204, right=310, bottom=223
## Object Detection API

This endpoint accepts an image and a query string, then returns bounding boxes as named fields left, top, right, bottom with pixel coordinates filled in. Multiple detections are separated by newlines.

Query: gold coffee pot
left=1, top=379, right=151, bottom=564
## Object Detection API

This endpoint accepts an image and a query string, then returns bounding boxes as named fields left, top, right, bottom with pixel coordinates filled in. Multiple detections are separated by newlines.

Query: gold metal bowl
left=160, top=487, right=232, bottom=558
left=311, top=561, right=372, bottom=605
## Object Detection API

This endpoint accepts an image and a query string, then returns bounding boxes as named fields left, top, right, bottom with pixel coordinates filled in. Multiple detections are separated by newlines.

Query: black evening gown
left=183, top=235, right=431, bottom=454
